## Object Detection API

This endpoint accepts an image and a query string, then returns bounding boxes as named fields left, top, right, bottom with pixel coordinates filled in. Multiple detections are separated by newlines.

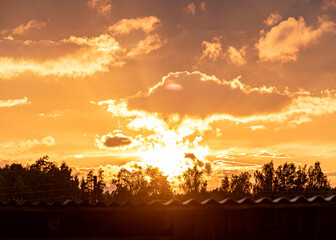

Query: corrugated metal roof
left=0, top=195, right=335, bottom=207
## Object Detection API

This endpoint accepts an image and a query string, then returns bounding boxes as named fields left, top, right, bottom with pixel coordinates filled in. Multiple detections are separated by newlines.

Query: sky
left=1, top=0, right=336, bottom=189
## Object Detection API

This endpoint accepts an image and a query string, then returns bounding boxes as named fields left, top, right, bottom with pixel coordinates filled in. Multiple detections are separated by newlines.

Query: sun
left=140, top=146, right=192, bottom=178
left=138, top=136, right=209, bottom=178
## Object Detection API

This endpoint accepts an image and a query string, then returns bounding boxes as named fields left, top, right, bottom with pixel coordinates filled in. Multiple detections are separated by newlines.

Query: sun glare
left=138, top=133, right=209, bottom=178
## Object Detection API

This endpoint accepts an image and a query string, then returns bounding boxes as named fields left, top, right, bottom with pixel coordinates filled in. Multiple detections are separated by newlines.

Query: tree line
left=0, top=155, right=334, bottom=203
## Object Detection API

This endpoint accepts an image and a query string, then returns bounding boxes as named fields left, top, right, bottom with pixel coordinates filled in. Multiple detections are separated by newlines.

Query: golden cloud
left=227, top=46, right=246, bottom=65
left=127, top=34, right=165, bottom=58
left=0, top=97, right=30, bottom=108
left=263, top=12, right=282, bottom=26
left=0, top=16, right=164, bottom=79
left=107, top=16, right=160, bottom=35
left=87, top=0, right=112, bottom=16
left=97, top=71, right=336, bottom=131
left=1, top=20, right=48, bottom=36
left=257, top=17, right=336, bottom=62
left=200, top=37, right=222, bottom=61
left=0, top=34, right=123, bottom=79
left=0, top=136, right=55, bottom=157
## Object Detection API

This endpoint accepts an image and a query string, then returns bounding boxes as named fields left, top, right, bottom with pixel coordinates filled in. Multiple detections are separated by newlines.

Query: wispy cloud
left=0, top=16, right=164, bottom=79
left=0, top=136, right=55, bottom=157
left=87, top=0, right=112, bottom=16
left=1, top=20, right=48, bottom=37
left=0, top=97, right=30, bottom=108
left=263, top=12, right=282, bottom=26
left=107, top=16, right=160, bottom=35
left=184, top=2, right=196, bottom=15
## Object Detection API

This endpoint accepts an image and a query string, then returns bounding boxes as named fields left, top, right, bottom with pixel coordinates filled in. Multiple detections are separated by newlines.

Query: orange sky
left=1, top=0, right=336, bottom=189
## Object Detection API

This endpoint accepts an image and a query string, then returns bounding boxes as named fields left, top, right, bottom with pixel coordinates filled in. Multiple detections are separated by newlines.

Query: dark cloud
left=184, top=152, right=196, bottom=160
left=128, top=72, right=291, bottom=118
left=103, top=135, right=132, bottom=148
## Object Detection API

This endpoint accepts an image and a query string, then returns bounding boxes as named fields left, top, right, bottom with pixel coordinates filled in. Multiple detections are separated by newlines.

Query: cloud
left=263, top=12, right=282, bottom=26
left=227, top=46, right=246, bottom=65
left=126, top=34, right=165, bottom=58
left=322, top=0, right=336, bottom=10
left=185, top=152, right=196, bottom=160
left=107, top=16, right=160, bottom=35
left=12, top=20, right=48, bottom=35
left=257, top=17, right=336, bottom=62
left=97, top=71, right=336, bottom=131
left=87, top=0, right=112, bottom=16
left=254, top=151, right=291, bottom=158
left=39, top=113, right=61, bottom=118
left=127, top=71, right=290, bottom=118
left=96, top=132, right=133, bottom=149
left=250, top=125, right=266, bottom=131
left=200, top=37, right=222, bottom=61
left=0, top=34, right=124, bottom=79
left=1, top=20, right=48, bottom=36
left=184, top=2, right=196, bottom=15
left=0, top=16, right=164, bottom=79
left=200, top=2, right=207, bottom=11
left=0, top=136, right=55, bottom=156
left=0, top=97, right=30, bottom=108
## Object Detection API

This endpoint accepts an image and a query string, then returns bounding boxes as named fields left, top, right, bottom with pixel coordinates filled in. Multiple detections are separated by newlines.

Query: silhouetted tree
left=146, top=166, right=172, bottom=200
left=111, top=168, right=148, bottom=201
left=179, top=164, right=207, bottom=196
left=220, top=176, right=230, bottom=194
left=230, top=172, right=252, bottom=196
left=273, top=162, right=297, bottom=192
left=79, top=169, right=106, bottom=202
left=254, top=161, right=275, bottom=195
left=0, top=156, right=79, bottom=202
left=307, top=161, right=330, bottom=191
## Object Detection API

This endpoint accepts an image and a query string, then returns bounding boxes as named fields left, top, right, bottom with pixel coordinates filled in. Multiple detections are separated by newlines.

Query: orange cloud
left=200, top=2, right=207, bottom=11
left=250, top=125, right=266, bottom=131
left=97, top=71, right=336, bottom=131
left=184, top=2, right=196, bottom=15
left=87, top=0, right=112, bottom=16
left=0, top=97, right=30, bottom=108
left=227, top=46, right=246, bottom=65
left=0, top=16, right=164, bottom=79
left=0, top=34, right=124, bottom=79
left=107, top=16, right=160, bottom=35
left=12, top=20, right=48, bottom=35
left=322, top=0, right=336, bottom=10
left=127, top=34, right=165, bottom=58
left=127, top=71, right=290, bottom=117
left=254, top=151, right=290, bottom=158
left=200, top=37, right=222, bottom=61
left=0, top=136, right=55, bottom=157
left=263, top=12, right=282, bottom=26
left=257, top=17, right=336, bottom=62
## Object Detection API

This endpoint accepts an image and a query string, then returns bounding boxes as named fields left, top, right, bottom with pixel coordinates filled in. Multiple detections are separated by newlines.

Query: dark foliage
left=0, top=156, right=79, bottom=202
left=108, top=166, right=172, bottom=202
left=0, top=156, right=334, bottom=202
